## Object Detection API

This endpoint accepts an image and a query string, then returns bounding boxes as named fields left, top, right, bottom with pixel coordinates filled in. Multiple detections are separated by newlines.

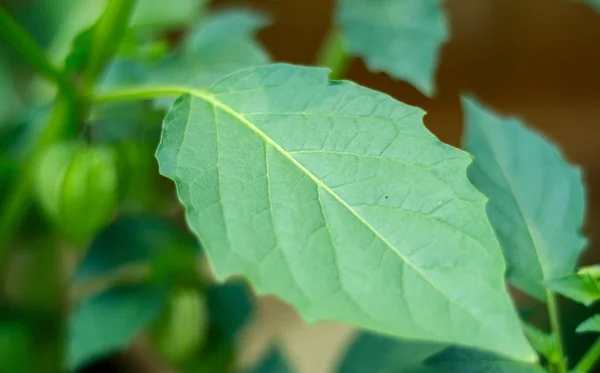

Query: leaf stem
left=574, top=337, right=600, bottom=373
left=315, top=28, right=350, bottom=80
left=0, top=5, right=71, bottom=90
left=93, top=86, right=194, bottom=103
left=547, top=292, right=568, bottom=373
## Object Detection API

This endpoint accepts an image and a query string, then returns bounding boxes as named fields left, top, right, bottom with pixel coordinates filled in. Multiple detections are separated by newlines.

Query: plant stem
left=547, top=292, right=568, bottom=373
left=81, top=0, right=137, bottom=91
left=316, top=28, right=350, bottom=80
left=93, top=86, right=197, bottom=103
left=574, top=337, right=600, bottom=373
left=0, top=5, right=71, bottom=90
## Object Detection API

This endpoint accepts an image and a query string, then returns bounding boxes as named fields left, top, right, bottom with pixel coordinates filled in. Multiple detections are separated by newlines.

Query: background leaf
left=69, top=216, right=198, bottom=370
left=248, top=346, right=295, bottom=373
left=544, top=273, right=600, bottom=306
left=522, top=323, right=560, bottom=364
left=336, top=332, right=444, bottom=373
left=206, top=280, right=254, bottom=343
left=156, top=64, right=534, bottom=361
left=576, top=315, right=600, bottom=333
left=462, top=97, right=587, bottom=301
left=337, top=0, right=448, bottom=96
left=577, top=0, right=600, bottom=12
left=68, top=285, right=168, bottom=371
left=100, top=8, right=270, bottom=94
left=426, top=347, right=546, bottom=373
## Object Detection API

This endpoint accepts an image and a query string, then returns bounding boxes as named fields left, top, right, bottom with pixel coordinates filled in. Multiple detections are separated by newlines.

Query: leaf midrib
left=176, top=86, right=493, bottom=331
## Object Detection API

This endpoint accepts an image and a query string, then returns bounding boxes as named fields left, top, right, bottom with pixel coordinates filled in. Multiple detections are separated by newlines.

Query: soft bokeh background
left=2, top=0, right=600, bottom=372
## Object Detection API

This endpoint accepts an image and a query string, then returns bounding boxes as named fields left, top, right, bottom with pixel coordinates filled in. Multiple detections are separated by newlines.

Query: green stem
left=81, top=0, right=137, bottom=90
left=547, top=292, right=568, bottom=373
left=316, top=28, right=350, bottom=80
left=0, top=5, right=71, bottom=90
left=574, top=337, right=600, bottom=373
left=94, top=85, right=196, bottom=103
left=0, top=96, right=78, bottom=268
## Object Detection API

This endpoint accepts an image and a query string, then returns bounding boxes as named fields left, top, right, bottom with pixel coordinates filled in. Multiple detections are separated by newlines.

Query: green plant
left=0, top=0, right=598, bottom=372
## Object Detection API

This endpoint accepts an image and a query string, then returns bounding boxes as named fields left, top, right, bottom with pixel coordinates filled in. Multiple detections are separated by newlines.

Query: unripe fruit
left=151, top=289, right=208, bottom=364
left=33, top=141, right=118, bottom=243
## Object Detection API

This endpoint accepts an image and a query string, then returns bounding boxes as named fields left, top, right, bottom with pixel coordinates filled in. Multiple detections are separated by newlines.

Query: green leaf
left=131, top=0, right=208, bottom=28
left=156, top=63, right=535, bottom=361
left=249, top=346, right=295, bottom=373
left=576, top=315, right=600, bottom=334
left=0, top=320, right=33, bottom=372
left=68, top=285, right=168, bottom=370
left=74, top=216, right=192, bottom=281
left=100, top=8, right=270, bottom=110
left=207, top=280, right=254, bottom=343
left=545, top=273, right=600, bottom=306
left=337, top=0, right=448, bottom=96
left=337, top=332, right=445, bottom=373
left=426, top=347, right=546, bottom=373
left=522, top=323, right=560, bottom=364
left=462, top=97, right=587, bottom=301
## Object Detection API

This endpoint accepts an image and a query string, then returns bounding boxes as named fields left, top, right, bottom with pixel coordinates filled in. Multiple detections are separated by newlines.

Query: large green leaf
left=156, top=64, right=534, bottom=361
left=337, top=0, right=448, bottom=96
left=462, top=97, right=587, bottom=301
left=426, top=347, right=546, bottom=373
left=337, top=332, right=445, bottom=373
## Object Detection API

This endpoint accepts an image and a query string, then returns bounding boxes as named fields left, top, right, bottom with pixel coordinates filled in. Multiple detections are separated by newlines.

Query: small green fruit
left=151, top=288, right=208, bottom=364
left=33, top=141, right=118, bottom=243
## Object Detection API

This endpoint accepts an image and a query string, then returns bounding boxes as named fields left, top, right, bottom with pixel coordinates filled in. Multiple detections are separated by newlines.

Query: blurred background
left=1, top=0, right=600, bottom=372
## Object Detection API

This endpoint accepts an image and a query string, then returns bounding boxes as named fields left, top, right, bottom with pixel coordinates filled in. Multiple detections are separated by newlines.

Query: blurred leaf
left=426, top=347, right=546, bottom=373
left=156, top=64, right=535, bottom=361
left=207, top=280, right=254, bottom=343
left=545, top=273, right=600, bottom=306
left=0, top=320, right=33, bottom=372
left=100, top=8, right=270, bottom=102
left=68, top=285, right=168, bottom=370
left=249, top=346, right=295, bottom=373
left=131, top=0, right=209, bottom=28
left=462, top=97, right=587, bottom=301
left=74, top=216, right=196, bottom=282
left=337, top=0, right=448, bottom=96
left=337, top=332, right=444, bottom=373
left=522, top=323, right=560, bottom=364
left=0, top=57, right=21, bottom=123
left=576, top=315, right=600, bottom=334
left=46, top=0, right=106, bottom=67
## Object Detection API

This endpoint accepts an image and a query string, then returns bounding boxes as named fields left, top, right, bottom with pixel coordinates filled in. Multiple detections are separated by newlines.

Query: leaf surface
left=337, top=0, right=448, bottom=96
left=156, top=64, right=534, bottom=361
left=337, top=332, right=444, bottom=373
left=426, top=347, right=545, bottom=373
left=545, top=273, right=600, bottom=306
left=576, top=315, right=600, bottom=333
left=462, top=97, right=587, bottom=301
